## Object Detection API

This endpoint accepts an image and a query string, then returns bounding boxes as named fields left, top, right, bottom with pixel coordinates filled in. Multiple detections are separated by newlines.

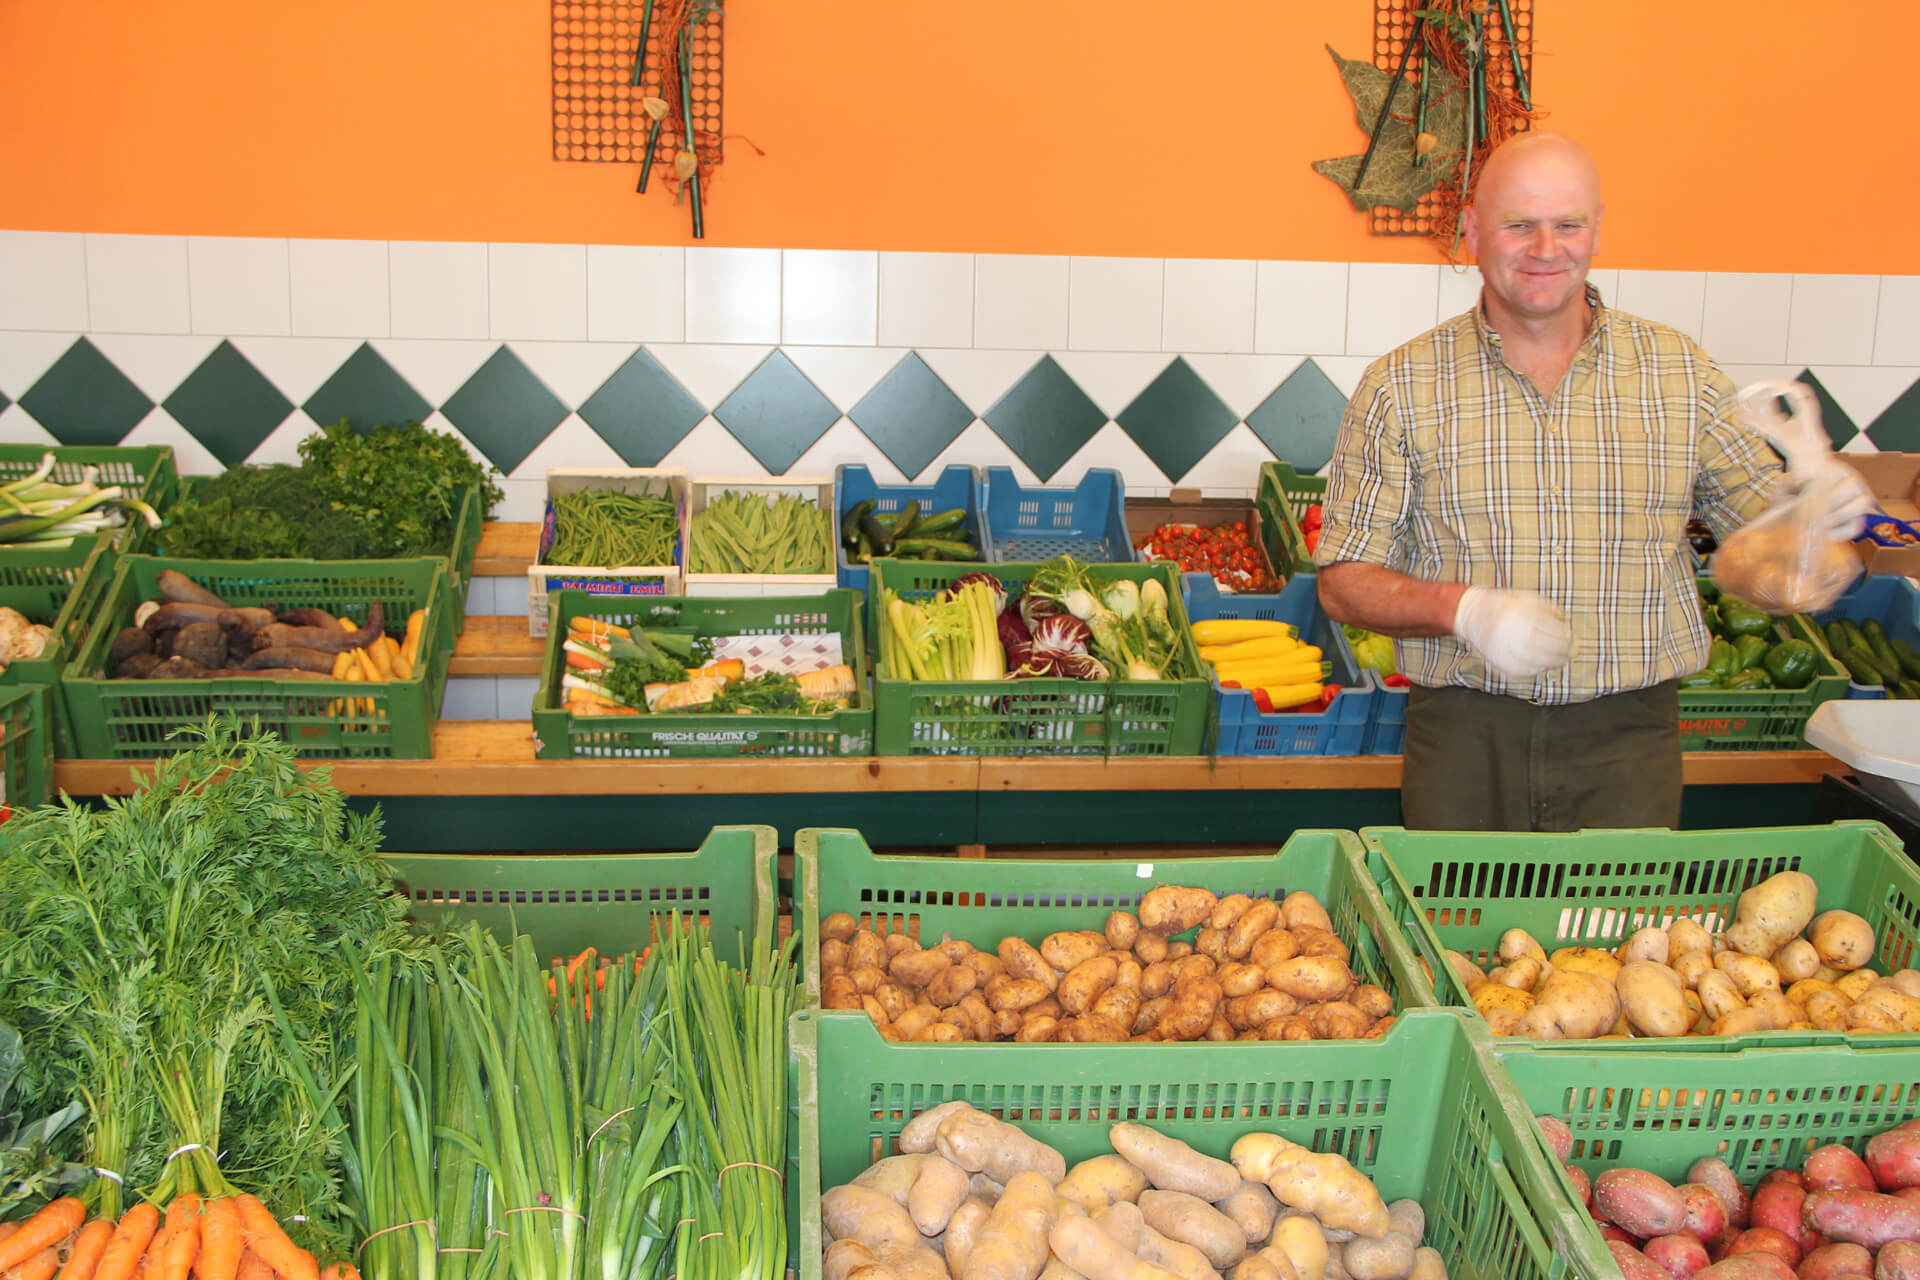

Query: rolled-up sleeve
left=1693, top=368, right=1783, bottom=539
left=1313, top=361, right=1410, bottom=571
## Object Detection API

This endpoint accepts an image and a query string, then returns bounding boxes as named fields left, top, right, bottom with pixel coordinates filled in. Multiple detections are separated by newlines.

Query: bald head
left=1462, top=132, right=1605, bottom=331
left=1472, top=133, right=1604, bottom=219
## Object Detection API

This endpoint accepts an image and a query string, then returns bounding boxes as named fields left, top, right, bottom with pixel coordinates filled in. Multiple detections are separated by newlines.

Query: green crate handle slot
left=0, top=537, right=114, bottom=757
left=0, top=684, right=54, bottom=810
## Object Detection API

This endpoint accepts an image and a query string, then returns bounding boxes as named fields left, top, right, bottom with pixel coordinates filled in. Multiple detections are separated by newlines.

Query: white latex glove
left=1802, top=462, right=1877, bottom=542
left=1452, top=586, right=1574, bottom=679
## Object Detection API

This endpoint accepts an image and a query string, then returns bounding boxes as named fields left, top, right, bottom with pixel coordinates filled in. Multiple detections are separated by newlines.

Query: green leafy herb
left=707, top=672, right=836, bottom=716
left=0, top=1020, right=92, bottom=1222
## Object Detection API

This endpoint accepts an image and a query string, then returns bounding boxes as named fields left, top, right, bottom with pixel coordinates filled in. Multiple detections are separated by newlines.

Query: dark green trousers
left=1400, top=680, right=1682, bottom=832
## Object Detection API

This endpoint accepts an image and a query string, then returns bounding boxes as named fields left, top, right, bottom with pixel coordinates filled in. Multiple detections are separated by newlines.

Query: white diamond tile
left=1312, top=356, right=1379, bottom=399
left=508, top=412, right=625, bottom=479
left=787, top=416, right=903, bottom=484
left=227, top=336, right=363, bottom=406
left=1255, top=261, right=1348, bottom=355
left=1068, top=257, right=1163, bottom=352
left=1345, top=264, right=1439, bottom=358
left=915, top=348, right=1043, bottom=415
left=88, top=334, right=221, bottom=402
left=1787, top=274, right=1880, bottom=367
left=1700, top=273, right=1793, bottom=365
left=1874, top=276, right=1920, bottom=366
left=656, top=414, right=770, bottom=477
left=878, top=252, right=973, bottom=348
left=1050, top=421, right=1171, bottom=491
left=390, top=241, right=489, bottom=340
left=0, top=404, right=58, bottom=445
left=369, top=339, right=495, bottom=407
left=509, top=341, right=635, bottom=409
left=85, top=234, right=191, bottom=334
left=1839, top=433, right=1881, bottom=455
left=1161, top=259, right=1256, bottom=354
left=0, top=232, right=87, bottom=331
left=1174, top=422, right=1278, bottom=494
left=685, top=248, right=780, bottom=343
left=916, top=419, right=1040, bottom=487
left=783, top=250, right=878, bottom=346
left=290, top=239, right=389, bottom=338
left=1180, top=354, right=1308, bottom=419
left=489, top=243, right=588, bottom=341
left=782, top=347, right=908, bottom=411
left=244, top=410, right=325, bottom=466
left=586, top=245, right=685, bottom=342
left=974, top=254, right=1069, bottom=350
left=1613, top=271, right=1706, bottom=341
left=120, top=407, right=223, bottom=476
left=0, top=332, right=84, bottom=400
left=1803, top=366, right=1920, bottom=433
left=188, top=237, right=290, bottom=336
left=416, top=411, right=496, bottom=479
left=495, top=478, right=549, bottom=523
left=1051, top=351, right=1169, bottom=419
left=645, top=343, right=772, bottom=409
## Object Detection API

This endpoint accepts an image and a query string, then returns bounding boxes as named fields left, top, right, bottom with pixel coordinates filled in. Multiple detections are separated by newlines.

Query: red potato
left=1564, top=1163, right=1593, bottom=1209
left=1612, top=1240, right=1676, bottom=1280
left=1799, top=1189, right=1920, bottom=1249
left=1764, top=1171, right=1811, bottom=1191
left=1866, top=1127, right=1920, bottom=1191
left=1895, top=1186, right=1920, bottom=1206
left=1803, top=1146, right=1875, bottom=1194
left=1790, top=1241, right=1871, bottom=1278
left=1599, top=1170, right=1691, bottom=1239
left=1538, top=1115, right=1574, bottom=1163
left=1728, top=1228, right=1802, bottom=1267
left=1601, top=1224, right=1640, bottom=1245
left=1752, top=1183, right=1812, bottom=1250
left=1681, top=1183, right=1733, bottom=1246
left=1696, top=1259, right=1796, bottom=1279
left=1876, top=1239, right=1920, bottom=1280
left=1646, top=1234, right=1711, bottom=1278
left=1692, top=1158, right=1754, bottom=1229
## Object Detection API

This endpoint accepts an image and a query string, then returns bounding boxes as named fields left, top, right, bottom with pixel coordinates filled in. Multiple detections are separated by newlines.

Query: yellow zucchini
left=1191, top=618, right=1294, bottom=646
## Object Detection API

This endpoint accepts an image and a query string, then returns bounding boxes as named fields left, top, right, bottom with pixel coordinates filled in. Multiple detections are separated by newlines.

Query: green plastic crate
left=0, top=684, right=54, bottom=811
left=1676, top=609, right=1850, bottom=750
left=62, top=554, right=455, bottom=759
left=1257, top=460, right=1326, bottom=574
left=531, top=588, right=874, bottom=759
left=171, top=477, right=486, bottom=632
left=1497, top=1036, right=1920, bottom=1280
left=1366, top=819, right=1920, bottom=1050
left=788, top=1009, right=1590, bottom=1280
left=0, top=443, right=181, bottom=556
left=382, top=824, right=778, bottom=965
left=0, top=538, right=112, bottom=756
left=794, top=826, right=1442, bottom=1019
left=870, top=558, right=1209, bottom=757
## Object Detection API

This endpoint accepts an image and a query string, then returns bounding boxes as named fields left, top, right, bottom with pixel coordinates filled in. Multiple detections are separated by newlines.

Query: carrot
left=232, top=1254, right=269, bottom=1280
left=156, top=1201, right=198, bottom=1280
left=91, top=1204, right=160, bottom=1280
left=9, top=1247, right=62, bottom=1280
left=190, top=1200, right=240, bottom=1280
left=316, top=1266, right=361, bottom=1280
left=384, top=634, right=410, bottom=680
left=398, top=610, right=426, bottom=672
left=54, top=1218, right=114, bottom=1280
left=229, top=1198, right=314, bottom=1280
left=0, top=1198, right=87, bottom=1271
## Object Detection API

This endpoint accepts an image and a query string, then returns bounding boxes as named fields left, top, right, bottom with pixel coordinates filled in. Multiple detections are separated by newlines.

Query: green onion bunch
left=0, top=453, right=161, bottom=549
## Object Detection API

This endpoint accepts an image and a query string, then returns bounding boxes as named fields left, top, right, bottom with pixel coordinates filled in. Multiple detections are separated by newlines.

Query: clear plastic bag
left=1709, top=381, right=1862, bottom=615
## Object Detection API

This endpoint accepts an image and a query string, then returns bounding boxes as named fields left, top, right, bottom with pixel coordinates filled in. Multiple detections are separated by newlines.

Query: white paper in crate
left=709, top=633, right=844, bottom=677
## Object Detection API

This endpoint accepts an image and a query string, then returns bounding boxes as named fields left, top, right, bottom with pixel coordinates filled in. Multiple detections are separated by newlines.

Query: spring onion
left=0, top=455, right=160, bottom=546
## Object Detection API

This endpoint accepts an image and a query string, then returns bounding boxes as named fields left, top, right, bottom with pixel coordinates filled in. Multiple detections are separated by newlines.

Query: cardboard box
left=527, top=468, right=688, bottom=636
left=1838, top=451, right=1920, bottom=578
left=1124, top=488, right=1288, bottom=590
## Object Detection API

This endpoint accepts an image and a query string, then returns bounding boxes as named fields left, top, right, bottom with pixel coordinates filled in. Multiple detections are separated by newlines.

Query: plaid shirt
left=1313, top=285, right=1781, bottom=705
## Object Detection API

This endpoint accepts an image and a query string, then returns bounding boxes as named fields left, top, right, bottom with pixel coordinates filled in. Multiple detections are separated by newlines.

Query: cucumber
left=912, top=509, right=968, bottom=536
left=841, top=498, right=876, bottom=551
left=1868, top=629, right=1904, bottom=676
left=1902, top=679, right=1920, bottom=701
left=1825, top=621, right=1850, bottom=656
left=887, top=499, right=922, bottom=540
left=892, top=537, right=979, bottom=560
left=858, top=511, right=895, bottom=557
left=1841, top=644, right=1891, bottom=687
left=1893, top=636, right=1920, bottom=680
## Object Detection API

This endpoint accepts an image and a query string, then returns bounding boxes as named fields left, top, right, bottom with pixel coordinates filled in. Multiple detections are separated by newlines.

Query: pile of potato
left=1448, top=870, right=1920, bottom=1041
left=822, top=1100, right=1448, bottom=1280
left=818, top=885, right=1396, bottom=1044
left=1537, top=1110, right=1920, bottom=1278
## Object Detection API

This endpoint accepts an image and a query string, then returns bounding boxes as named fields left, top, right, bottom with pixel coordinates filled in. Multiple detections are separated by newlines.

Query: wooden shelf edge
left=472, top=522, right=540, bottom=577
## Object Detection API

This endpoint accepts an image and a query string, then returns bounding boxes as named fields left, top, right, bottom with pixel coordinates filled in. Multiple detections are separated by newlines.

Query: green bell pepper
left=1707, top=638, right=1737, bottom=678
left=1678, top=670, right=1723, bottom=690
left=1702, top=603, right=1725, bottom=638
left=1724, top=668, right=1774, bottom=691
left=1732, top=634, right=1771, bottom=672
left=1719, top=598, right=1774, bottom=638
left=1697, top=578, right=1721, bottom=603
left=1762, top=638, right=1818, bottom=690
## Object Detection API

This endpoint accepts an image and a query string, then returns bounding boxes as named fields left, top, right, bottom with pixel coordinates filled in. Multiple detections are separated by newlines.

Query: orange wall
left=1, top=0, right=1914, bottom=273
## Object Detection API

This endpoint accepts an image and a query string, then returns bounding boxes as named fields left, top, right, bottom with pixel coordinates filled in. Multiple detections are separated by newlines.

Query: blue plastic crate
left=833, top=463, right=983, bottom=597
left=979, top=466, right=1134, bottom=563
left=1814, top=573, right=1920, bottom=700
left=1364, top=675, right=1410, bottom=754
left=1183, top=572, right=1374, bottom=756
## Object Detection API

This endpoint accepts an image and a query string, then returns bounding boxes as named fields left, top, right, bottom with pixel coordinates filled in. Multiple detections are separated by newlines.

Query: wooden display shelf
left=451, top=615, right=545, bottom=676
left=472, top=522, right=540, bottom=577
left=52, top=722, right=1840, bottom=797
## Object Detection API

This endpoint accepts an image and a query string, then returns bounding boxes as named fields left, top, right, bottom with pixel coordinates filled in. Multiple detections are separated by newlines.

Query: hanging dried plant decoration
left=633, top=0, right=724, bottom=237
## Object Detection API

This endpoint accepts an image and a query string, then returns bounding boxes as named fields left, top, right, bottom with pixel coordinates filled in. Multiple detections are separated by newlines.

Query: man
left=1314, top=132, right=1871, bottom=831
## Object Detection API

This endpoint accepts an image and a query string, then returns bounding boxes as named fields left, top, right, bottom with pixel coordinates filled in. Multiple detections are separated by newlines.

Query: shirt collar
left=1471, top=281, right=1610, bottom=367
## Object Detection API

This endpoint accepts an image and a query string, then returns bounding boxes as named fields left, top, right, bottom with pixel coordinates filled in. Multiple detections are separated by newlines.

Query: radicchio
left=1030, top=613, right=1091, bottom=655
left=1055, top=652, right=1110, bottom=680
left=997, top=608, right=1032, bottom=654
left=950, top=570, right=1008, bottom=615
left=1018, top=589, right=1062, bottom=631
left=1005, top=649, right=1057, bottom=678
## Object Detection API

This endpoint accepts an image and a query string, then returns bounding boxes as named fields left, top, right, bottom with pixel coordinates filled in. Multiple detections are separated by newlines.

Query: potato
left=995, top=938, right=1057, bottom=991
left=1350, top=985, right=1393, bottom=1020
left=1110, top=1122, right=1241, bottom=1201
left=1406, top=1247, right=1446, bottom=1280
left=1306, top=1001, right=1372, bottom=1041
left=1228, top=900, right=1281, bottom=959
left=908, top=1157, right=973, bottom=1235
left=1443, top=950, right=1487, bottom=991
left=1049, top=1216, right=1184, bottom=1280
left=900, top=1101, right=974, bottom=1152
left=1292, top=928, right=1351, bottom=963
left=1281, top=891, right=1334, bottom=934
left=1057, top=1155, right=1148, bottom=1216
left=1595, top=1168, right=1688, bottom=1238
left=1687, top=1157, right=1750, bottom=1229
left=1515, top=969, right=1620, bottom=1041
left=1801, top=1188, right=1920, bottom=1249
left=822, top=937, right=852, bottom=971
left=1615, top=927, right=1670, bottom=966
left=822, top=1185, right=950, bottom=1280
left=1789, top=1241, right=1871, bottom=1279
left=985, top=975, right=1052, bottom=1013
left=1714, top=951, right=1782, bottom=998
left=965, top=1171, right=1057, bottom=1280
left=1134, top=997, right=1173, bottom=1035
left=1134, top=931, right=1170, bottom=965
left=1174, top=955, right=1218, bottom=984
left=1158, top=976, right=1225, bottom=1042
left=1677, top=1181, right=1730, bottom=1245
left=1268, top=955, right=1355, bottom=1002
left=928, top=964, right=980, bottom=1009
left=1015, top=1015, right=1061, bottom=1043
left=1062, top=1014, right=1129, bottom=1043
left=1235, top=989, right=1299, bottom=1028
left=1865, top=1126, right=1920, bottom=1191
left=1340, top=1233, right=1414, bottom=1280
left=1853, top=984, right=1920, bottom=1031
left=1836, top=969, right=1880, bottom=1000
left=1383, top=1200, right=1425, bottom=1248
left=1877, top=1240, right=1920, bottom=1280
left=1264, top=1015, right=1315, bottom=1040
left=1268, top=1218, right=1329, bottom=1280
left=1196, top=927, right=1231, bottom=963
left=936, top=1110, right=1067, bottom=1185
left=1498, top=928, right=1547, bottom=963
left=1618, top=960, right=1692, bottom=1038
left=1673, top=950, right=1714, bottom=990
left=944, top=1199, right=992, bottom=1277
left=1232, top=1133, right=1389, bottom=1236
left=1140, top=960, right=1178, bottom=1000
left=1470, top=980, right=1535, bottom=1019
left=1106, top=912, right=1141, bottom=952
left=1092, top=986, right=1142, bottom=1029
left=1165, top=941, right=1195, bottom=960
left=1642, top=1235, right=1709, bottom=1277
left=1363, top=1015, right=1396, bottom=1039
left=1250, top=931, right=1301, bottom=970
left=1094, top=1200, right=1144, bottom=1252
left=1669, top=918, right=1714, bottom=956
left=856, top=1153, right=930, bottom=1206
left=1204, top=1016, right=1235, bottom=1043
left=1801, top=1145, right=1875, bottom=1194
left=1232, top=1259, right=1287, bottom=1280
left=1724, top=870, right=1818, bottom=957
left=1746, top=1181, right=1809, bottom=1249
left=912, top=1022, right=964, bottom=1042
left=1892, top=969, right=1920, bottom=1000
left=851, top=964, right=887, bottom=995
left=1551, top=946, right=1624, bottom=982
left=1216, top=1180, right=1280, bottom=1247
left=1696, top=970, right=1747, bottom=1022
left=1809, top=910, right=1875, bottom=972
left=1709, top=1007, right=1773, bottom=1037
left=1140, top=886, right=1219, bottom=936
left=895, top=1003, right=941, bottom=1038
left=1058, top=955, right=1119, bottom=1016
left=823, top=911, right=859, bottom=943
left=1137, top=1223, right=1219, bottom=1280
left=1210, top=893, right=1255, bottom=930
left=885, top=933, right=918, bottom=958
left=824, top=1239, right=884, bottom=1280
left=1216, top=961, right=1267, bottom=998
left=965, top=950, right=1007, bottom=981
left=1746, top=989, right=1796, bottom=1031
left=824, top=973, right=863, bottom=1010
left=1766, top=938, right=1819, bottom=983
left=1110, top=957, right=1144, bottom=992
left=1489, top=956, right=1546, bottom=992
left=1140, top=1189, right=1246, bottom=1269
left=1043, top=931, right=1109, bottom=974
left=989, top=1009, right=1023, bottom=1040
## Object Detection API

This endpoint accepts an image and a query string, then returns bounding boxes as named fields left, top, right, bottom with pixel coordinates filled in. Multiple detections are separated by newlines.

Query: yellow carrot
left=398, top=610, right=426, bottom=671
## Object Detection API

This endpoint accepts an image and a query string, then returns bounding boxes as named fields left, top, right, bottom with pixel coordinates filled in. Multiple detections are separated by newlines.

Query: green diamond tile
left=711, top=351, right=839, bottom=474
left=1796, top=371, right=1859, bottom=451
left=0, top=390, right=10, bottom=415
left=1864, top=374, right=1920, bottom=454
left=1117, top=357, right=1237, bottom=484
left=577, top=349, right=705, bottom=467
left=441, top=347, right=570, bottom=476
left=19, top=338, right=153, bottom=446
left=849, top=353, right=973, bottom=478
left=1245, top=359, right=1347, bottom=473
left=982, top=356, right=1107, bottom=482
left=303, top=342, right=433, bottom=433
left=162, top=340, right=295, bottom=467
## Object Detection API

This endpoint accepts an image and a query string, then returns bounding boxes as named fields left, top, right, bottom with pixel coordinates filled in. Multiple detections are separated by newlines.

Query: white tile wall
left=85, top=234, right=191, bottom=334
left=188, top=237, right=291, bottom=336
left=1875, top=276, right=1920, bottom=366
left=973, top=254, right=1068, bottom=351
left=1068, top=257, right=1163, bottom=352
left=1434, top=265, right=1482, bottom=322
left=510, top=341, right=634, bottom=409
left=1161, top=259, right=1256, bottom=354
left=1787, top=274, right=1880, bottom=367
left=289, top=239, right=389, bottom=338
left=782, top=347, right=907, bottom=410
left=1345, top=263, right=1439, bottom=358
left=0, top=231, right=87, bottom=331
left=1700, top=273, right=1792, bottom=365
left=1254, top=261, right=1347, bottom=354
left=782, top=250, right=878, bottom=346
left=390, top=241, right=488, bottom=339
left=586, top=245, right=685, bottom=342
left=88, top=334, right=219, bottom=402
left=684, top=247, right=780, bottom=343
left=488, top=243, right=588, bottom=341
left=1613, top=270, right=1705, bottom=341
left=878, top=252, right=973, bottom=348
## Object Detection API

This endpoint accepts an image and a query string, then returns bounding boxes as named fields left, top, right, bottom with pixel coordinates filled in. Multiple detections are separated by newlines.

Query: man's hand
left=1452, top=586, right=1574, bottom=678
left=1811, top=463, right=1876, bottom=542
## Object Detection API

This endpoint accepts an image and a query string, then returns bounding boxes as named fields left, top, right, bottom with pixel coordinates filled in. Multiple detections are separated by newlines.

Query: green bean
left=547, top=490, right=679, bottom=567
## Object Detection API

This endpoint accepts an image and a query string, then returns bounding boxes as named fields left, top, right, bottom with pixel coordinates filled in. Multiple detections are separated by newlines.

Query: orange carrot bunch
left=0, top=1194, right=358, bottom=1280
